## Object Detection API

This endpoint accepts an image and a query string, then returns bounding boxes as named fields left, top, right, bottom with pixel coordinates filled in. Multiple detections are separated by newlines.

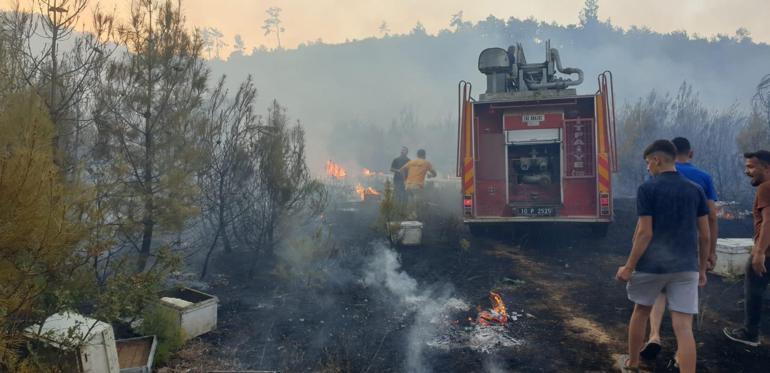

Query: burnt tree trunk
left=218, top=172, right=232, bottom=253
left=200, top=224, right=221, bottom=280
left=137, top=127, right=154, bottom=273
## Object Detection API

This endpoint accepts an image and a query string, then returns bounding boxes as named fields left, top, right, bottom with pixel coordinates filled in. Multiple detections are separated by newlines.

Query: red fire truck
left=457, top=41, right=617, bottom=235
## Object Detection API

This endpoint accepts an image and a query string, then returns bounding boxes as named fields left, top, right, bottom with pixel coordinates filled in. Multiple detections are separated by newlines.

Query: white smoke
left=364, top=243, right=469, bottom=373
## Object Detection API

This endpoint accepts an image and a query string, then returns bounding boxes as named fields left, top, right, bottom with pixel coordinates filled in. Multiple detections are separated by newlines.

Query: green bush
left=138, top=306, right=185, bottom=364
left=376, top=180, right=407, bottom=239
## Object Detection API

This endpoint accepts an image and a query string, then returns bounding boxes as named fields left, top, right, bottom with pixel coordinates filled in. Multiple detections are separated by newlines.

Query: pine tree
left=0, top=92, right=86, bottom=370
left=94, top=0, right=208, bottom=272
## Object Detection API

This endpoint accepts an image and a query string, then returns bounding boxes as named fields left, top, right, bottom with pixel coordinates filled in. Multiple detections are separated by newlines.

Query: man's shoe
left=723, top=327, right=760, bottom=347
left=639, top=341, right=661, bottom=360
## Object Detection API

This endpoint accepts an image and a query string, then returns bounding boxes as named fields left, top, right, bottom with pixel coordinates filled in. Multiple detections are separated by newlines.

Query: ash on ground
left=427, top=315, right=525, bottom=354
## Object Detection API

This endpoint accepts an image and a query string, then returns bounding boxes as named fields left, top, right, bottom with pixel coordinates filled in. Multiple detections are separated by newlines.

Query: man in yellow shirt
left=399, top=149, right=436, bottom=216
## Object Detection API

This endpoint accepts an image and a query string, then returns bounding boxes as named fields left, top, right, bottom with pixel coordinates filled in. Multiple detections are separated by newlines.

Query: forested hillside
left=208, top=10, right=770, bottom=189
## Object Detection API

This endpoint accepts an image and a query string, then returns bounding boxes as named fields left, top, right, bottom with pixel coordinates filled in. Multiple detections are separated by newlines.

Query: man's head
left=417, top=149, right=426, bottom=159
left=400, top=146, right=408, bottom=157
left=671, top=137, right=693, bottom=161
left=643, top=140, right=677, bottom=176
left=744, top=150, right=770, bottom=187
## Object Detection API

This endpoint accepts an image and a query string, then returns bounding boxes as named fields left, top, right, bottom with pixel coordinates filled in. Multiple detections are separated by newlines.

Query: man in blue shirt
left=639, top=137, right=719, bottom=360
left=616, top=139, right=710, bottom=373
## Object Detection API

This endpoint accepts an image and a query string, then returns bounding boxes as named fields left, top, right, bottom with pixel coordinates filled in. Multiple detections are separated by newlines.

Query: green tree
left=2, top=0, right=114, bottom=167
left=0, top=92, right=87, bottom=370
left=94, top=0, right=208, bottom=272
left=737, top=108, right=770, bottom=153
left=262, top=7, right=284, bottom=49
left=258, top=100, right=320, bottom=250
left=240, top=101, right=325, bottom=276
left=615, top=91, right=670, bottom=190
left=233, top=34, right=246, bottom=56
left=378, top=21, right=390, bottom=36
left=198, top=75, right=260, bottom=279
left=449, top=11, right=470, bottom=32
left=579, top=0, right=599, bottom=26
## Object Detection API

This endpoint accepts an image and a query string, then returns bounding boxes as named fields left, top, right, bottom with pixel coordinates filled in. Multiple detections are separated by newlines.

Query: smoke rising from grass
left=364, top=243, right=469, bottom=372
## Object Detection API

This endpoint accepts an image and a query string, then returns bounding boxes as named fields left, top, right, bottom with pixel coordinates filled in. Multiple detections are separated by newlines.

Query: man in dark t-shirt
left=640, top=136, right=720, bottom=360
left=390, top=146, right=410, bottom=204
left=724, top=150, right=770, bottom=346
left=616, top=140, right=710, bottom=373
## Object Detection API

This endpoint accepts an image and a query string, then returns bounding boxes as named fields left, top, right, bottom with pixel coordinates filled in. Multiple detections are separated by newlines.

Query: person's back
left=636, top=171, right=709, bottom=274
left=403, top=158, right=434, bottom=188
left=617, top=140, right=710, bottom=373
left=676, top=162, right=717, bottom=201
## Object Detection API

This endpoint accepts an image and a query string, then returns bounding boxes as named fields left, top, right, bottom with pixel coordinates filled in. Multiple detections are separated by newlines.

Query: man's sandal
left=666, top=356, right=680, bottom=370
left=622, top=357, right=641, bottom=373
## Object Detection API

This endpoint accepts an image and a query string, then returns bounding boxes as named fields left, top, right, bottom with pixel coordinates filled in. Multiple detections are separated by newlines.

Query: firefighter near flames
left=458, top=41, right=618, bottom=235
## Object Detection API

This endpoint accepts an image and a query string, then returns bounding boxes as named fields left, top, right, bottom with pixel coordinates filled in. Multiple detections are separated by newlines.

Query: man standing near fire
left=616, top=140, right=710, bottom=373
left=390, top=146, right=410, bottom=205
left=639, top=137, right=719, bottom=361
left=724, top=150, right=770, bottom=347
left=399, top=148, right=436, bottom=217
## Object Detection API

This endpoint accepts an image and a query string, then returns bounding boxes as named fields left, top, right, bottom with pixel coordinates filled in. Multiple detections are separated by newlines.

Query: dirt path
left=491, top=243, right=621, bottom=348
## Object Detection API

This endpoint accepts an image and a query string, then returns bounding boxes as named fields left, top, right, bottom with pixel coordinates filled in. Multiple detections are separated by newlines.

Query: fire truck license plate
left=517, top=207, right=555, bottom=216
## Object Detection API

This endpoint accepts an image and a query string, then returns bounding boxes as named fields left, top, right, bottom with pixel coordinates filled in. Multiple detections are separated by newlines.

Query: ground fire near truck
left=458, top=41, right=618, bottom=235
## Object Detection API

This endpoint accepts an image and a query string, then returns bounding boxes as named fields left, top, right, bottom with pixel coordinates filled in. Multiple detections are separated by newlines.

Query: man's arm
left=390, top=159, right=399, bottom=173
left=616, top=216, right=653, bottom=281
left=696, top=215, right=710, bottom=286
left=399, top=162, right=410, bottom=176
left=706, top=200, right=718, bottom=270
left=751, top=207, right=770, bottom=275
left=427, top=163, right=437, bottom=178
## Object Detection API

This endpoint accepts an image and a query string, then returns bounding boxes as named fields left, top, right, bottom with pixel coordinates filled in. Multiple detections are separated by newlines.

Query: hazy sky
left=6, top=0, right=769, bottom=52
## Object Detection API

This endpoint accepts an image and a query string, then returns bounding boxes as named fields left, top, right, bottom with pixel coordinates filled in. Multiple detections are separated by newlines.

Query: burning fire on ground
left=476, top=291, right=508, bottom=325
left=355, top=183, right=381, bottom=201
left=326, top=160, right=347, bottom=180
left=325, top=160, right=383, bottom=201
left=426, top=290, right=523, bottom=353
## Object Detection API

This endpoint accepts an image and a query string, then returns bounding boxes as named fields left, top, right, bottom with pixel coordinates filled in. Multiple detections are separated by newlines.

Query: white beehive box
left=25, top=312, right=120, bottom=373
left=712, top=238, right=753, bottom=277
left=389, top=221, right=423, bottom=246
left=157, top=287, right=218, bottom=340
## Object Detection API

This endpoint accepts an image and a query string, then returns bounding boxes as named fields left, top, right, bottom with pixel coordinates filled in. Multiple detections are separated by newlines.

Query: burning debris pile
left=325, top=160, right=385, bottom=202
left=477, top=291, right=508, bottom=325
left=427, top=291, right=524, bottom=354
left=716, top=201, right=751, bottom=220
left=325, top=160, right=348, bottom=180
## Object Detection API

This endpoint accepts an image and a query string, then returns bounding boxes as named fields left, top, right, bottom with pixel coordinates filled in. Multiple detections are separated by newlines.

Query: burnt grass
left=172, top=197, right=769, bottom=372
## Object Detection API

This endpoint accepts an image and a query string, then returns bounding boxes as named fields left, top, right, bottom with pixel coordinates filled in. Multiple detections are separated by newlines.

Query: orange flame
left=477, top=291, right=508, bottom=325
left=355, top=183, right=381, bottom=201
left=355, top=183, right=365, bottom=201
left=326, top=160, right=347, bottom=180
left=366, top=186, right=380, bottom=196
left=363, top=168, right=375, bottom=177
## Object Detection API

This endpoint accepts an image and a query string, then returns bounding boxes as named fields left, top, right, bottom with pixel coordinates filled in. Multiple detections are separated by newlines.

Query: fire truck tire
left=590, top=223, right=610, bottom=238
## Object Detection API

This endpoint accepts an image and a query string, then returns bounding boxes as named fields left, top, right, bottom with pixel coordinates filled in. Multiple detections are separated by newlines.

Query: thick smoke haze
left=208, top=18, right=770, bottom=177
